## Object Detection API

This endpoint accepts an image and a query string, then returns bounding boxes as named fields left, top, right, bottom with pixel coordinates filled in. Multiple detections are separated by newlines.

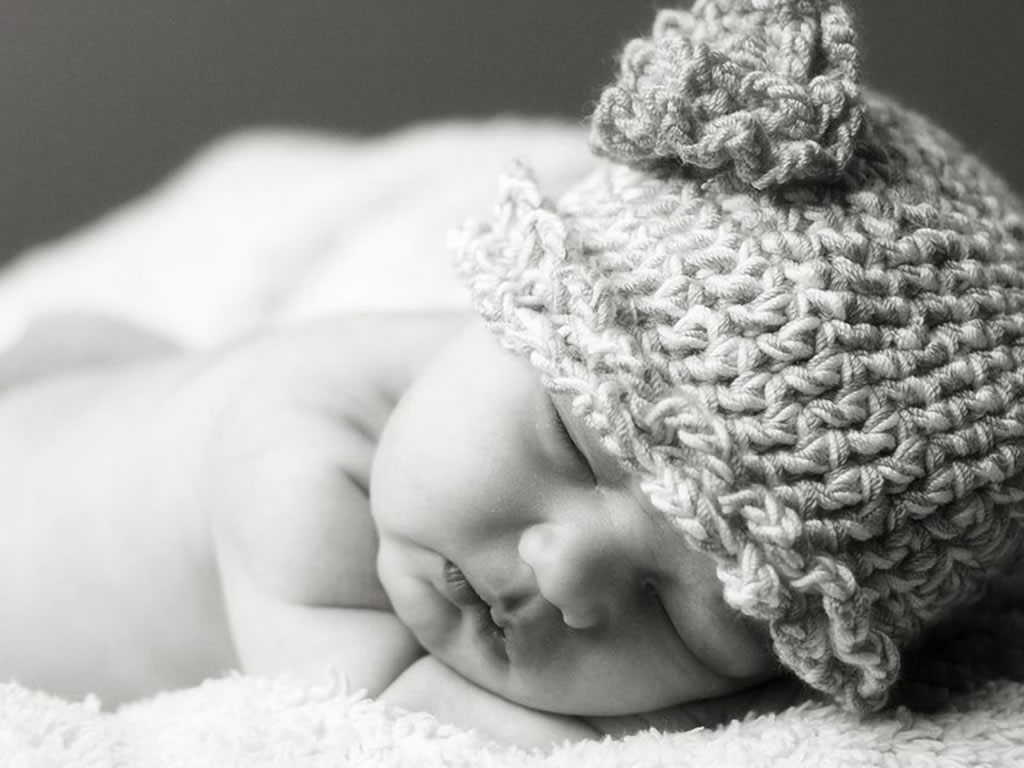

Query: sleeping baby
left=0, top=0, right=1020, bottom=749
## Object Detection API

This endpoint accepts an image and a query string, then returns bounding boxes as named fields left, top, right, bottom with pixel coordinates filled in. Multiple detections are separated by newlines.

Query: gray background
left=0, top=1, right=1021, bottom=264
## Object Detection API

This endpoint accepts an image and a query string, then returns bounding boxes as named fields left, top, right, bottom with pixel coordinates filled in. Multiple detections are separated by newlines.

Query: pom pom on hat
left=590, top=0, right=864, bottom=189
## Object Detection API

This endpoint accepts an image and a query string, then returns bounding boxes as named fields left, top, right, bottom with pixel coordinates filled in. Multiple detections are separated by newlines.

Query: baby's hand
left=381, top=655, right=599, bottom=750
left=382, top=661, right=806, bottom=748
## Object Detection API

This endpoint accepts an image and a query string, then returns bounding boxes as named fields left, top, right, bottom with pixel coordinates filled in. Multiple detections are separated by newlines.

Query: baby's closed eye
left=548, top=395, right=594, bottom=475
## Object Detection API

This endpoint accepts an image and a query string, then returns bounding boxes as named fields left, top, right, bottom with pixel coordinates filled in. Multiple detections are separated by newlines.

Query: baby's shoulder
left=204, top=311, right=472, bottom=610
left=207, top=403, right=390, bottom=612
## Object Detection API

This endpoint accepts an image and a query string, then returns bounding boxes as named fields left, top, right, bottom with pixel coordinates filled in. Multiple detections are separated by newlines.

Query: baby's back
left=0, top=355, right=237, bottom=705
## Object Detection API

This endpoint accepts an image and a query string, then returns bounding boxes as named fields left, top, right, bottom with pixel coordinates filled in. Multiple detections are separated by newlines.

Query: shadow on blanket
left=890, top=568, right=1024, bottom=711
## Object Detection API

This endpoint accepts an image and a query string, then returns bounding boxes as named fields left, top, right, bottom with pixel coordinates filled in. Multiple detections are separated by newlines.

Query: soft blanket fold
left=1, top=120, right=1023, bottom=767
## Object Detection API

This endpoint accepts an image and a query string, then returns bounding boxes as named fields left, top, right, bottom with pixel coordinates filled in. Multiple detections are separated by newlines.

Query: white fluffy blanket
left=2, top=121, right=1024, bottom=766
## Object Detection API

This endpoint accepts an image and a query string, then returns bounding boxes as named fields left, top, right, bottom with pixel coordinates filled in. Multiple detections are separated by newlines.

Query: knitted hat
left=452, top=0, right=1024, bottom=713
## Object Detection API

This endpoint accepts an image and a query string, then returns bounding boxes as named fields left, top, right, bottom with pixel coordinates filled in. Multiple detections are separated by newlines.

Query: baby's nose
left=517, top=522, right=619, bottom=630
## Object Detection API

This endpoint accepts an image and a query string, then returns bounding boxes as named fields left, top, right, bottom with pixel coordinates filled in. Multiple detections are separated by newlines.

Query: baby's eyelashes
left=546, top=394, right=596, bottom=482
left=546, top=392, right=634, bottom=487
left=642, top=581, right=667, bottom=614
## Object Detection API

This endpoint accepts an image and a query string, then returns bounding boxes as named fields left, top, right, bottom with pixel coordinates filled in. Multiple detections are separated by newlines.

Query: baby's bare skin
left=0, top=337, right=244, bottom=699
left=0, top=311, right=823, bottom=748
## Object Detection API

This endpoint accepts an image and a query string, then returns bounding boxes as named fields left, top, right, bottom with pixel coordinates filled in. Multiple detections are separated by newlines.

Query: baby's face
left=370, top=318, right=779, bottom=716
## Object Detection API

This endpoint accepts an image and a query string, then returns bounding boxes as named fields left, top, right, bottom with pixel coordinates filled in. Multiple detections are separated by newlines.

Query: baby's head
left=372, top=0, right=1024, bottom=717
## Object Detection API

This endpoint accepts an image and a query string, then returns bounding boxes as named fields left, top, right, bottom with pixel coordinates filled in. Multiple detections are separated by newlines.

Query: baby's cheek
left=374, top=536, right=441, bottom=642
left=691, top=601, right=780, bottom=682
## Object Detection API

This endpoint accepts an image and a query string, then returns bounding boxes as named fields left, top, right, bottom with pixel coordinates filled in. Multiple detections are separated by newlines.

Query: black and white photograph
left=1, top=2, right=1024, bottom=765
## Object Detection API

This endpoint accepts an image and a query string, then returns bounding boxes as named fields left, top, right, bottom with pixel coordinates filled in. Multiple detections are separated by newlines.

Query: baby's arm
left=379, top=658, right=811, bottom=748
left=381, top=655, right=600, bottom=748
left=380, top=656, right=818, bottom=748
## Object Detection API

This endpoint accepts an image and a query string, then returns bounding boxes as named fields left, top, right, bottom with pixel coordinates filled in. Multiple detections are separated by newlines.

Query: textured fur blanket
left=2, top=121, right=1024, bottom=766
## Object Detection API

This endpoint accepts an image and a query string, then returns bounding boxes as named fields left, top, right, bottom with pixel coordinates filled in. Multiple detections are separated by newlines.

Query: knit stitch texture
left=453, top=0, right=1024, bottom=714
